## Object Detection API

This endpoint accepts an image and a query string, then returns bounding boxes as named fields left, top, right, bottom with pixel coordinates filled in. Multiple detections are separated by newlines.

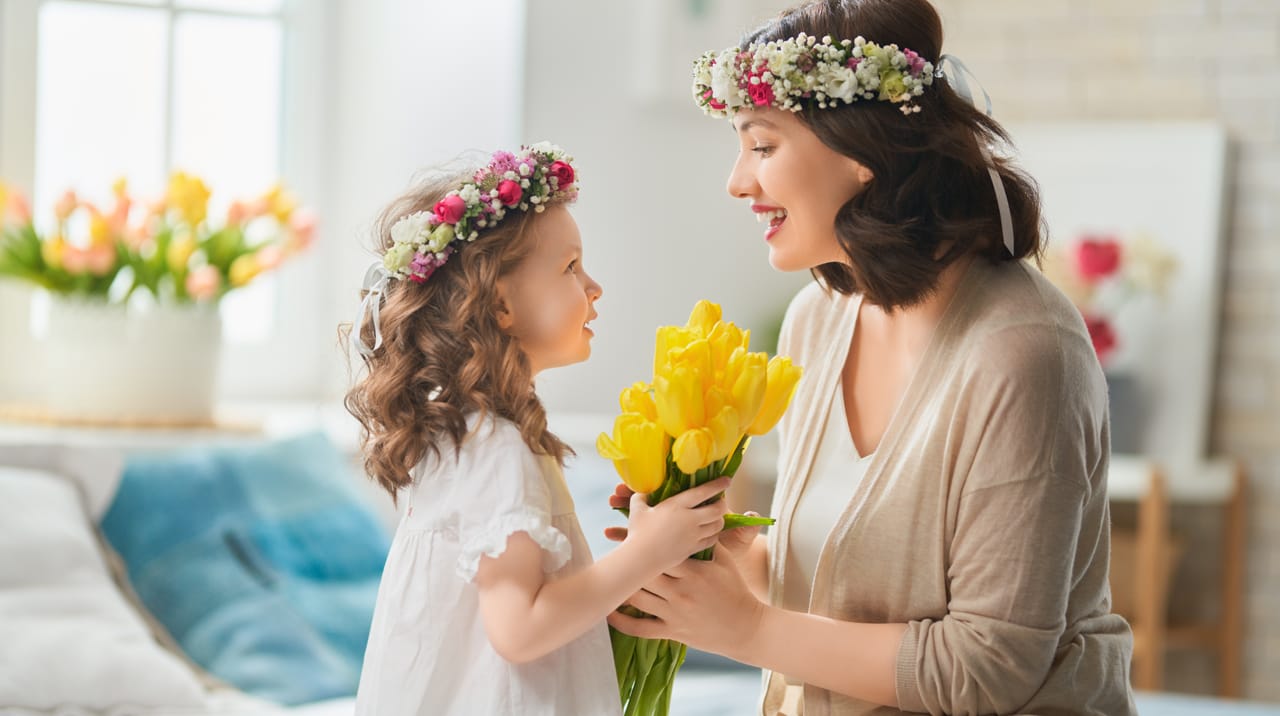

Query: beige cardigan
left=761, top=259, right=1136, bottom=716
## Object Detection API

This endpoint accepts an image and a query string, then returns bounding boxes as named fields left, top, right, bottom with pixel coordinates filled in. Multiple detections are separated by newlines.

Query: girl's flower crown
left=382, top=142, right=579, bottom=283
left=693, top=33, right=935, bottom=118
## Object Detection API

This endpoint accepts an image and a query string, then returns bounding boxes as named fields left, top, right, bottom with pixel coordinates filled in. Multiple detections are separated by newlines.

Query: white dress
left=354, top=414, right=622, bottom=716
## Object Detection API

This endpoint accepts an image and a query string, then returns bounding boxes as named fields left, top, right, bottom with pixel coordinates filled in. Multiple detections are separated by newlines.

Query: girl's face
left=726, top=107, right=875, bottom=272
left=497, top=205, right=603, bottom=375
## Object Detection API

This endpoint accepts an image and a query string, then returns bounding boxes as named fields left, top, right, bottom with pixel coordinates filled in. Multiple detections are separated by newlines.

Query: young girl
left=344, top=143, right=730, bottom=715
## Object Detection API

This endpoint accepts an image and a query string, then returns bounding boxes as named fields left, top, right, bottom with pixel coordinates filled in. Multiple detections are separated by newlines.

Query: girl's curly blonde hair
left=342, top=169, right=572, bottom=501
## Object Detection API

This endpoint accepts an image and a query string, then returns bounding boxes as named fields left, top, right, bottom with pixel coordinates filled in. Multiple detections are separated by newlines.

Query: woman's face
left=726, top=107, right=875, bottom=272
left=497, top=205, right=603, bottom=375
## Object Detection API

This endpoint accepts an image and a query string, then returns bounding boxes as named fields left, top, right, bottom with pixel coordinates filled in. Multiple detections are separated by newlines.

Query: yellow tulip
left=653, top=364, right=704, bottom=437
left=667, top=337, right=713, bottom=391
left=707, top=320, right=749, bottom=377
left=228, top=254, right=261, bottom=287
left=168, top=234, right=197, bottom=273
left=654, top=324, right=696, bottom=375
left=672, top=428, right=714, bottom=474
left=747, top=355, right=804, bottom=436
left=597, top=413, right=669, bottom=493
left=684, top=299, right=722, bottom=338
left=728, top=350, right=768, bottom=433
left=619, top=382, right=658, bottom=422
left=706, top=404, right=741, bottom=463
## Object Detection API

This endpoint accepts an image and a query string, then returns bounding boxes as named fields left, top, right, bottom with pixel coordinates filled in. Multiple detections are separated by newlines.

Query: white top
left=354, top=414, right=621, bottom=716
left=784, top=379, right=873, bottom=612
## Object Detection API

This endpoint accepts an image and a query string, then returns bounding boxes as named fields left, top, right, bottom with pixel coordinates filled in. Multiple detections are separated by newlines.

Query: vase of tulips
left=597, top=300, right=802, bottom=716
left=0, top=174, right=314, bottom=424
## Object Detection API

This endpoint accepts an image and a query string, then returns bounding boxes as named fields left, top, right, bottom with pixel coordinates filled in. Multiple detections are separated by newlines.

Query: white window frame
left=0, top=0, right=334, bottom=402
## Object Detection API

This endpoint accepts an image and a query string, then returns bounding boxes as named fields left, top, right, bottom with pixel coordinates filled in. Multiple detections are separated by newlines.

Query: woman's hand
left=607, top=551, right=766, bottom=659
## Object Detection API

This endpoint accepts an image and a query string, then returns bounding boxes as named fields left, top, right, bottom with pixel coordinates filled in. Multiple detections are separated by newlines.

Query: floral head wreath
left=381, top=142, right=578, bottom=284
left=352, top=142, right=578, bottom=357
left=691, top=34, right=1016, bottom=257
left=693, top=33, right=935, bottom=118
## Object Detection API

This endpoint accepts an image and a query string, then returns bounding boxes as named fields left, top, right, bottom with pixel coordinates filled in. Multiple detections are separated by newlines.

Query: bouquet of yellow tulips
left=597, top=300, right=802, bottom=716
left=0, top=173, right=314, bottom=304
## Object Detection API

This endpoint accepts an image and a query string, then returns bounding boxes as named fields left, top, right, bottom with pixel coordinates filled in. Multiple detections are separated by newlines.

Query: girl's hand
left=606, top=483, right=762, bottom=565
left=608, top=551, right=765, bottom=658
left=622, top=478, right=731, bottom=574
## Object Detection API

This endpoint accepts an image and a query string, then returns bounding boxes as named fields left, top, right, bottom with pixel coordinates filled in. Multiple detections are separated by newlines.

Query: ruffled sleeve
left=453, top=417, right=572, bottom=583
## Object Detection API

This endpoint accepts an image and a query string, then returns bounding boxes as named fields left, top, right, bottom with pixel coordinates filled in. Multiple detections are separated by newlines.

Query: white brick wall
left=929, top=0, right=1280, bottom=700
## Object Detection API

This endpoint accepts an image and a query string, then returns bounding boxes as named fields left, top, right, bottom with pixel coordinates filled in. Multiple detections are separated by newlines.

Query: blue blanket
left=101, top=432, right=390, bottom=706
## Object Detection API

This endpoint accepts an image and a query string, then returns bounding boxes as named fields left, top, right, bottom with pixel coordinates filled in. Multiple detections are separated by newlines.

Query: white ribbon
left=352, top=262, right=391, bottom=357
left=937, top=54, right=1016, bottom=257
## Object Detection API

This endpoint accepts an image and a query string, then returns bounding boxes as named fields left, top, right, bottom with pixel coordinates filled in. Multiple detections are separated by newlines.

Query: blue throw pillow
left=101, top=431, right=391, bottom=705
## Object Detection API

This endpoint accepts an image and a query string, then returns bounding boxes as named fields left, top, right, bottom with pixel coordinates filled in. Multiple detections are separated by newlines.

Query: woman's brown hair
left=341, top=168, right=572, bottom=501
left=745, top=0, right=1045, bottom=309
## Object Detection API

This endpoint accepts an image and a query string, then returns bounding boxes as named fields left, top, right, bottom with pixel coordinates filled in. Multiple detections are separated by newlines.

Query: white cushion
left=0, top=466, right=208, bottom=711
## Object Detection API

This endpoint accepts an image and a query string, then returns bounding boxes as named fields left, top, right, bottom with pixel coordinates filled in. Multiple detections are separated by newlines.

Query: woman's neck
left=859, top=256, right=974, bottom=353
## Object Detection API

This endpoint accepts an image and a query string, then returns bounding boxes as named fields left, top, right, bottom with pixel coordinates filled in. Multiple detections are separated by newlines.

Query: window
left=2, top=0, right=330, bottom=399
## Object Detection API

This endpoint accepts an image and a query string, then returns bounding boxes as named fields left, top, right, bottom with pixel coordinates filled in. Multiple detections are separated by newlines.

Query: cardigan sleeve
left=895, top=321, right=1106, bottom=715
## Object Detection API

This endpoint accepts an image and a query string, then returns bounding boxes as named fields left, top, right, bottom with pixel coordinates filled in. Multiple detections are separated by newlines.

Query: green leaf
left=723, top=512, right=776, bottom=530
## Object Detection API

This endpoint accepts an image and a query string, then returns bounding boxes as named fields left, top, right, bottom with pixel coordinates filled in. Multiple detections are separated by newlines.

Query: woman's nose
left=726, top=153, right=757, bottom=200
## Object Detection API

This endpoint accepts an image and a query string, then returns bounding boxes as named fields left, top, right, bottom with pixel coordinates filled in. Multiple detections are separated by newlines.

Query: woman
left=606, top=1, right=1137, bottom=714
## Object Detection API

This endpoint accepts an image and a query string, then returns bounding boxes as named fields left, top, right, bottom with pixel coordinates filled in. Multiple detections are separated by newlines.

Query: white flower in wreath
left=389, top=211, right=432, bottom=247
left=828, top=66, right=859, bottom=102
left=458, top=185, right=481, bottom=203
left=711, top=50, right=741, bottom=108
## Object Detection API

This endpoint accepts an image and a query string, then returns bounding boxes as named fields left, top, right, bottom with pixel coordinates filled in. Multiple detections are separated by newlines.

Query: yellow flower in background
left=228, top=254, right=261, bottom=287
left=88, top=210, right=114, bottom=249
left=41, top=235, right=65, bottom=268
left=597, top=413, right=668, bottom=494
left=167, top=233, right=197, bottom=274
left=168, top=172, right=211, bottom=227
left=619, top=382, right=658, bottom=422
left=261, top=184, right=297, bottom=223
left=747, top=355, right=803, bottom=436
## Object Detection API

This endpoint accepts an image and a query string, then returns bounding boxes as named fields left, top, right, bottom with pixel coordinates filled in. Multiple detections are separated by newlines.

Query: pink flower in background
left=286, top=209, right=317, bottom=252
left=186, top=264, right=221, bottom=301
left=433, top=195, right=467, bottom=224
left=226, top=201, right=249, bottom=226
left=1074, top=236, right=1122, bottom=283
left=254, top=244, right=284, bottom=271
left=7, top=192, right=30, bottom=224
left=1082, top=313, right=1117, bottom=364
left=62, top=245, right=115, bottom=276
left=496, top=179, right=523, bottom=207
left=54, top=191, right=78, bottom=222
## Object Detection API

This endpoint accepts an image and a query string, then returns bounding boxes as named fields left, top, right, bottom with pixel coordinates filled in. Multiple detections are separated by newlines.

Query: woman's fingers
left=607, top=610, right=668, bottom=640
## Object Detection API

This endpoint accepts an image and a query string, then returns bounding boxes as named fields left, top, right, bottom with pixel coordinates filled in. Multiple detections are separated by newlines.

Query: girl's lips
left=764, top=215, right=787, bottom=241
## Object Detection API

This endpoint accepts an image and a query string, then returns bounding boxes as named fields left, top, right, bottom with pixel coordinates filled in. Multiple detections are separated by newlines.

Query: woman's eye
left=566, top=260, right=578, bottom=273
left=752, top=145, right=774, bottom=156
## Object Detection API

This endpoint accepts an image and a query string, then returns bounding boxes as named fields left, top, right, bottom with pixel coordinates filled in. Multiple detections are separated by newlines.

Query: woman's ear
left=854, top=162, right=875, bottom=185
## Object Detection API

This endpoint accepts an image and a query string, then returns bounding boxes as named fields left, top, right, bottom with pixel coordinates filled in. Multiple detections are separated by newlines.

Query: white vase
left=43, top=297, right=222, bottom=425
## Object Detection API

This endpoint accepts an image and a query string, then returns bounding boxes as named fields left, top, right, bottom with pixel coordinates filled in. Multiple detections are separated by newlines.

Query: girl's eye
left=566, top=260, right=578, bottom=273
left=752, top=145, right=774, bottom=156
